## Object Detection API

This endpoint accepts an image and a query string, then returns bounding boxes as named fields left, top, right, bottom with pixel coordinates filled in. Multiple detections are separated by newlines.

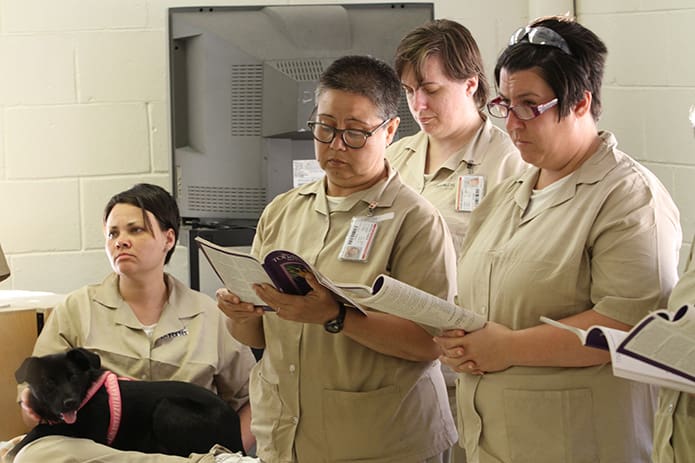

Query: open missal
left=195, top=237, right=486, bottom=331
left=540, top=304, right=695, bottom=393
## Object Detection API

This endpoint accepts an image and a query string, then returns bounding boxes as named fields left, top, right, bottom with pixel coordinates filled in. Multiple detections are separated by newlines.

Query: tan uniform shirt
left=387, top=117, right=527, bottom=257
left=388, top=117, right=527, bottom=396
left=249, top=168, right=458, bottom=463
left=653, top=241, right=695, bottom=463
left=32, top=273, right=255, bottom=411
left=456, top=132, right=681, bottom=463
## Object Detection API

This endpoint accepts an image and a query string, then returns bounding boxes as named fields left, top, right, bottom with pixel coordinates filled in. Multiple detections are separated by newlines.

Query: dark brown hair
left=394, top=19, right=489, bottom=110
left=494, top=16, right=608, bottom=121
left=104, top=183, right=180, bottom=265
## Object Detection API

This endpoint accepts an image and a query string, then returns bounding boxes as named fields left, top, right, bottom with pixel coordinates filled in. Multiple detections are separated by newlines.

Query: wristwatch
left=324, top=302, right=347, bottom=334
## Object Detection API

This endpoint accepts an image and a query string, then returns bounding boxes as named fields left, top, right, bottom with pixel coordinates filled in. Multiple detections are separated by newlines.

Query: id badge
left=339, top=217, right=378, bottom=262
left=456, top=175, right=485, bottom=212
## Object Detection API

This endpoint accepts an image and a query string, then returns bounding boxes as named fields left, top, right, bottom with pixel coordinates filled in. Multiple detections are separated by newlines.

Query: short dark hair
left=395, top=19, right=489, bottom=110
left=494, top=16, right=608, bottom=121
left=103, top=183, right=180, bottom=265
left=316, top=55, right=401, bottom=120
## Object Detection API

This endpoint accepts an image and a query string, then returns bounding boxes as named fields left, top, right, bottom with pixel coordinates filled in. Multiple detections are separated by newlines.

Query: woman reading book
left=434, top=16, right=681, bottom=463
left=216, top=55, right=458, bottom=463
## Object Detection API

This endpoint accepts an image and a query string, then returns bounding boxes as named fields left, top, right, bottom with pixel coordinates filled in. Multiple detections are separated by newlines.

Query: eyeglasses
left=487, top=96, right=558, bottom=121
left=306, top=119, right=391, bottom=149
left=508, top=25, right=572, bottom=55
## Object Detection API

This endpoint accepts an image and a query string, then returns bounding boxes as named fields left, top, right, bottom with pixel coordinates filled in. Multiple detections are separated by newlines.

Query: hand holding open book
left=195, top=237, right=486, bottom=331
left=541, top=304, right=695, bottom=393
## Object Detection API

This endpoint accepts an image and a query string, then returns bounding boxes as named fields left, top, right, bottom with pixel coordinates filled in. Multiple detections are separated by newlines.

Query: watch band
left=324, top=301, right=347, bottom=334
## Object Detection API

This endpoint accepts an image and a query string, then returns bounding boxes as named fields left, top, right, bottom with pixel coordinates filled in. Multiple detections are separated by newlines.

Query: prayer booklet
left=541, top=304, right=695, bottom=393
left=195, top=237, right=486, bottom=331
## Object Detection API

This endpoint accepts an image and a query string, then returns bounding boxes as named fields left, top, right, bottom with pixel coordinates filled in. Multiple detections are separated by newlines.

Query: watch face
left=324, top=302, right=346, bottom=333
left=324, top=319, right=343, bottom=334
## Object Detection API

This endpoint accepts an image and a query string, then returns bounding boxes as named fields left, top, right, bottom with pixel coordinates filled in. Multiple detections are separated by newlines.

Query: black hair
left=494, top=16, right=608, bottom=121
left=316, top=55, right=401, bottom=120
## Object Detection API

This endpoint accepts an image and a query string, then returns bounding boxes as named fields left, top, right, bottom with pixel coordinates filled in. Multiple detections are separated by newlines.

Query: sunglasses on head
left=508, top=25, right=572, bottom=55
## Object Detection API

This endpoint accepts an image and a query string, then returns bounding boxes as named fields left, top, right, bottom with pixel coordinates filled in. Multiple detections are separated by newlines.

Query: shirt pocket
left=322, top=384, right=405, bottom=461
left=503, top=388, right=598, bottom=463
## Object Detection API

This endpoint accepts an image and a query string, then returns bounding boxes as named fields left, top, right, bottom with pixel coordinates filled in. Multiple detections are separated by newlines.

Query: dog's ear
left=15, top=357, right=40, bottom=384
left=67, top=348, right=101, bottom=371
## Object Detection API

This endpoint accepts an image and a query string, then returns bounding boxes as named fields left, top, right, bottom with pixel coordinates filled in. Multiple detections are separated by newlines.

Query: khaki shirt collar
left=444, top=114, right=493, bottom=171
left=514, top=131, right=619, bottom=223
left=93, top=273, right=203, bottom=334
left=298, top=160, right=400, bottom=214
left=397, top=114, right=495, bottom=177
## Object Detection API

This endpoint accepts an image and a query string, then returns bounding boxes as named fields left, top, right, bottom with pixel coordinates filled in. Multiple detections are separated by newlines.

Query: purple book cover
left=262, top=251, right=313, bottom=295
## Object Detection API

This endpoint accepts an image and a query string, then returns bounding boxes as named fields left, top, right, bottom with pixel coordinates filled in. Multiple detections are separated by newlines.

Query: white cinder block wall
left=0, top=0, right=693, bottom=294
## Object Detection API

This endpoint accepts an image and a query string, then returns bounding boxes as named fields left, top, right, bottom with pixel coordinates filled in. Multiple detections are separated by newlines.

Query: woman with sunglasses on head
left=217, top=55, right=458, bottom=463
left=435, top=16, right=681, bottom=463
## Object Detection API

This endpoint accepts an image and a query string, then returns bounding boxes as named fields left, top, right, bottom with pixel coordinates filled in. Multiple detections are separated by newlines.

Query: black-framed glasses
left=509, top=25, right=572, bottom=55
left=306, top=119, right=391, bottom=149
left=487, top=96, right=558, bottom=121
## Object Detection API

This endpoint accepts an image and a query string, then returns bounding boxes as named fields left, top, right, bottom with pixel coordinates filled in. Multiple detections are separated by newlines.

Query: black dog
left=8, top=348, right=243, bottom=460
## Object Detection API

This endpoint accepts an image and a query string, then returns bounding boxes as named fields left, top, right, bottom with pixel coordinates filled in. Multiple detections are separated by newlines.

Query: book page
left=312, top=272, right=368, bottom=315
left=541, top=310, right=695, bottom=392
left=612, top=350, right=695, bottom=394
left=196, top=237, right=272, bottom=307
left=619, top=307, right=695, bottom=381
left=340, top=275, right=486, bottom=331
left=585, top=326, right=628, bottom=351
left=539, top=316, right=589, bottom=343
left=539, top=317, right=627, bottom=352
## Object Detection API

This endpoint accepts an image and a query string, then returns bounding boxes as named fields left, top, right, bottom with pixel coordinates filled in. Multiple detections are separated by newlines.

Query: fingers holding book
left=254, top=277, right=343, bottom=327
left=216, top=288, right=265, bottom=321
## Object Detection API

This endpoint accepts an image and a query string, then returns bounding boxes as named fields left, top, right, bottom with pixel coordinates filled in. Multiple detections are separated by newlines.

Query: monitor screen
left=169, top=3, right=433, bottom=224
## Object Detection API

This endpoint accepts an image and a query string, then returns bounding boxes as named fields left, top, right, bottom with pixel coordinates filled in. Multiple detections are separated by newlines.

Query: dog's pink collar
left=80, top=371, right=128, bottom=445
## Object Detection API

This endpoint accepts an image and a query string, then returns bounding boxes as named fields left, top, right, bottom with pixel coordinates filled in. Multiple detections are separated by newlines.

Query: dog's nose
left=63, top=398, right=79, bottom=410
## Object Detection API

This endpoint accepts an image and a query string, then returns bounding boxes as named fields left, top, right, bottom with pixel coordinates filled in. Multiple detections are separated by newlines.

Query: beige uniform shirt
left=456, top=132, right=681, bottom=463
left=387, top=117, right=527, bottom=257
left=32, top=273, right=255, bottom=411
left=249, top=168, right=458, bottom=463
left=653, top=241, right=695, bottom=463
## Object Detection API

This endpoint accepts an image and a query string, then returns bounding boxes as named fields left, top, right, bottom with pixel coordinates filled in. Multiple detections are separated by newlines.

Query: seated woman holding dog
left=15, top=183, right=257, bottom=461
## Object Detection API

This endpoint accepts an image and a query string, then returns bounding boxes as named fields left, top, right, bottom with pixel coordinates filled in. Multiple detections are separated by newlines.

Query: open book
left=540, top=304, right=695, bottom=393
left=195, top=237, right=486, bottom=331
